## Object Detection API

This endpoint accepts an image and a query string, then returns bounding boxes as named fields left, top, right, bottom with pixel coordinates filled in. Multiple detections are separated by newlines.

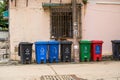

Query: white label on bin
left=26, top=57, right=29, bottom=60
left=66, top=56, right=68, bottom=58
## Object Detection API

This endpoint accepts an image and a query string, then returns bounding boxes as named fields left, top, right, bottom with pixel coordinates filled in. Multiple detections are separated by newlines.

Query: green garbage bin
left=79, top=40, right=91, bottom=62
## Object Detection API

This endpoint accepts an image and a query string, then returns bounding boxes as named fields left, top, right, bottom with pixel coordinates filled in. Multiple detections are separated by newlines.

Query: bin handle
left=47, top=45, right=49, bottom=55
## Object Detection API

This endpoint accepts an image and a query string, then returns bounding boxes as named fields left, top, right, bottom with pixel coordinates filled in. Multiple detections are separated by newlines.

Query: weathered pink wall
left=9, top=0, right=82, bottom=60
left=83, top=2, right=120, bottom=55
left=9, top=0, right=120, bottom=60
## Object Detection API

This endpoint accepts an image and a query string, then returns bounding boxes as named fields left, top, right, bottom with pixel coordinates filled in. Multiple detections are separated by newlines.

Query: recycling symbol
left=65, top=48, right=69, bottom=54
left=25, top=48, right=30, bottom=55
left=54, top=47, right=57, bottom=54
left=40, top=48, right=45, bottom=55
left=84, top=46, right=88, bottom=53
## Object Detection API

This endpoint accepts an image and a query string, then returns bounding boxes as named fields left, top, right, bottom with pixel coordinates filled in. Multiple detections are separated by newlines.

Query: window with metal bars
left=50, top=7, right=73, bottom=39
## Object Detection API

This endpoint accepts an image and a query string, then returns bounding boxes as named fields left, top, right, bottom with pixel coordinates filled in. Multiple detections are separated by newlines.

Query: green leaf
left=0, top=0, right=8, bottom=28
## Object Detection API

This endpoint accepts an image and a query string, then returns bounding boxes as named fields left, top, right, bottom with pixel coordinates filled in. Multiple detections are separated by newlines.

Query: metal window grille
left=50, top=7, right=73, bottom=39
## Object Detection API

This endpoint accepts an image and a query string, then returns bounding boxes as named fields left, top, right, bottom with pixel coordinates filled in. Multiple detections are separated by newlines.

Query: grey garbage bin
left=18, top=42, right=33, bottom=64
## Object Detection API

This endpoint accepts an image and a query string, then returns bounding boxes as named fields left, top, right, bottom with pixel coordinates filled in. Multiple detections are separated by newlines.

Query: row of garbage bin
left=80, top=40, right=103, bottom=62
left=18, top=41, right=73, bottom=64
left=18, top=40, right=120, bottom=64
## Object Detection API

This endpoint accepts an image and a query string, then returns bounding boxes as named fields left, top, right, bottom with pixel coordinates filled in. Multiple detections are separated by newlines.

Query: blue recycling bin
left=48, top=40, right=59, bottom=63
left=35, top=41, right=48, bottom=64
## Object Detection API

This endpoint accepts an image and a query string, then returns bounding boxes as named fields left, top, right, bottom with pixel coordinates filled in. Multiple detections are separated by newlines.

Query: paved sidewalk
left=0, top=61, right=120, bottom=80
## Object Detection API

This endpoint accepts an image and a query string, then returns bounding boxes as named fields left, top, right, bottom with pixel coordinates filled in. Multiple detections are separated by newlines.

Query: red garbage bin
left=91, top=40, right=103, bottom=61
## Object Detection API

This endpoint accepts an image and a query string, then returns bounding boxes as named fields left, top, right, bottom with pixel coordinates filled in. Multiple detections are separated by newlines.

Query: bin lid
left=60, top=41, right=72, bottom=44
left=19, top=42, right=33, bottom=45
left=79, top=40, right=91, bottom=43
left=111, top=40, right=120, bottom=44
left=91, top=40, right=103, bottom=43
left=48, top=40, right=59, bottom=44
left=35, top=41, right=48, bottom=44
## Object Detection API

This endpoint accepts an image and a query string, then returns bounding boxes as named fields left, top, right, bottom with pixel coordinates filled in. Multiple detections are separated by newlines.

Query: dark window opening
left=50, top=7, right=73, bottom=39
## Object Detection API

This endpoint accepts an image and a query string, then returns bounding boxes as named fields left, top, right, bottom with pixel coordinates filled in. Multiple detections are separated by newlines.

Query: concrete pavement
left=0, top=61, right=120, bottom=80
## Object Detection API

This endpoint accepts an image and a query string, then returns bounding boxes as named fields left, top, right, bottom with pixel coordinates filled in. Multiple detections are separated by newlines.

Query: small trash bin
left=60, top=41, right=72, bottom=62
left=91, top=40, right=103, bottom=61
left=111, top=40, right=120, bottom=60
left=79, top=40, right=91, bottom=62
left=18, top=42, right=33, bottom=64
left=48, top=40, right=59, bottom=63
left=35, top=41, right=48, bottom=64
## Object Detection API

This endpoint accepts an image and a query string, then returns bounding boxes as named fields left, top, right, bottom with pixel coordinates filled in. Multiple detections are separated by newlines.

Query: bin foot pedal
left=62, top=59, right=71, bottom=62
left=49, top=58, right=58, bottom=63
left=21, top=60, right=31, bottom=64
left=93, top=57, right=102, bottom=61
left=37, top=59, right=46, bottom=64
left=81, top=58, right=90, bottom=62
